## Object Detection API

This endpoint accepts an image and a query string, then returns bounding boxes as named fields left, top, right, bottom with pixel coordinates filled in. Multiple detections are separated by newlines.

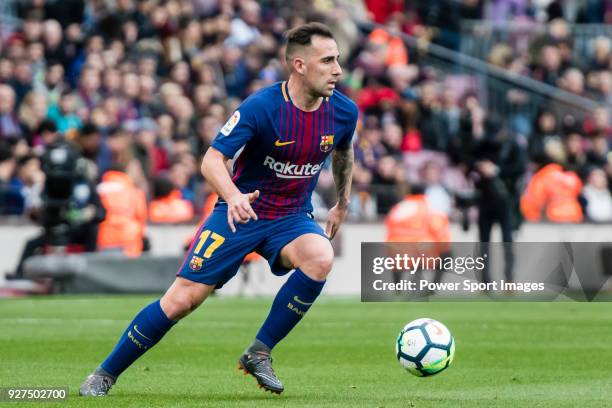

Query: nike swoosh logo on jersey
left=293, top=295, right=313, bottom=306
left=275, top=139, right=295, bottom=147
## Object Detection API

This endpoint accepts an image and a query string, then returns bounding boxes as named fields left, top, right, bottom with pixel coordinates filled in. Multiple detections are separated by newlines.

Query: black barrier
left=361, top=242, right=612, bottom=302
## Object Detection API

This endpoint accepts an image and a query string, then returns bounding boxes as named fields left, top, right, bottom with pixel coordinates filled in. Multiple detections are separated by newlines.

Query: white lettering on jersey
left=263, top=156, right=321, bottom=179
left=220, top=110, right=241, bottom=136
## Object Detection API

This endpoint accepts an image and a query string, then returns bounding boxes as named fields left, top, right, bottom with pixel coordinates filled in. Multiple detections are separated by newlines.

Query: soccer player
left=80, top=22, right=358, bottom=396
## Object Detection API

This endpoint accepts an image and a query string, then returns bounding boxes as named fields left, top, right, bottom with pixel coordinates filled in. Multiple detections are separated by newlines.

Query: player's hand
left=325, top=203, right=348, bottom=240
left=227, top=190, right=259, bottom=233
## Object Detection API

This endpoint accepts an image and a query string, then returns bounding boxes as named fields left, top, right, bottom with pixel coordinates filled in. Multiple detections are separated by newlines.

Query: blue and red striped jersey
left=211, top=81, right=358, bottom=219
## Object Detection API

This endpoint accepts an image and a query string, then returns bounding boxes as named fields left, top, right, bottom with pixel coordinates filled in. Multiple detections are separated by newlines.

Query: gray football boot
left=79, top=368, right=116, bottom=396
left=238, top=350, right=284, bottom=394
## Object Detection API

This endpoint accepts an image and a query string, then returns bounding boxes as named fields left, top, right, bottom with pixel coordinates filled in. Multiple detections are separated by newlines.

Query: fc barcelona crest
left=320, top=134, right=334, bottom=152
left=189, top=255, right=204, bottom=271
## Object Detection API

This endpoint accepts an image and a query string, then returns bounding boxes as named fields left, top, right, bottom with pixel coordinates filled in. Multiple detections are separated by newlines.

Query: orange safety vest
left=385, top=195, right=451, bottom=257
left=368, top=28, right=408, bottom=66
left=96, top=171, right=147, bottom=257
left=149, top=190, right=194, bottom=223
left=520, top=164, right=583, bottom=223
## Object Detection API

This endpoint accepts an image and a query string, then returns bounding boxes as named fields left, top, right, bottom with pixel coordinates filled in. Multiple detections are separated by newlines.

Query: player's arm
left=201, top=147, right=259, bottom=233
left=325, top=143, right=354, bottom=239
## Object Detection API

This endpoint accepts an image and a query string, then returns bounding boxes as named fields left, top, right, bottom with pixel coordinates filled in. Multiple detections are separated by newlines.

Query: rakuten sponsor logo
left=263, top=156, right=321, bottom=179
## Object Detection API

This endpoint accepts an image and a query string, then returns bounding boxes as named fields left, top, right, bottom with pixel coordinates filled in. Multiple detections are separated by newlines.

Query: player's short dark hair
left=284, top=22, right=335, bottom=64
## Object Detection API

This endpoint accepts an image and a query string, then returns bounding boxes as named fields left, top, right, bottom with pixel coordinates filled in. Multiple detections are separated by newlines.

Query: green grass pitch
left=1, top=296, right=611, bottom=407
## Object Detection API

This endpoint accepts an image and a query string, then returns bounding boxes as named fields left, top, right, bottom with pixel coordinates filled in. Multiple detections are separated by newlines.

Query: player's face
left=303, top=36, right=342, bottom=97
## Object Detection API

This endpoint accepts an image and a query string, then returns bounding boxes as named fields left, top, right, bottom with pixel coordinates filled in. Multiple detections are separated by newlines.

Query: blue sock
left=256, top=268, right=325, bottom=350
left=101, top=300, right=176, bottom=378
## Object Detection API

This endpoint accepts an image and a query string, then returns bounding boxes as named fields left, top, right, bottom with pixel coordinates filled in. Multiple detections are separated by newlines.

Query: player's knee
left=161, top=290, right=205, bottom=320
left=160, top=296, right=195, bottom=320
left=301, top=251, right=334, bottom=281
left=161, top=278, right=213, bottom=320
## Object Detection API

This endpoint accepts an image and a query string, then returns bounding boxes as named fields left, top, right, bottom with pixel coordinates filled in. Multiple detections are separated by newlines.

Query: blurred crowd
left=0, top=0, right=610, bottom=234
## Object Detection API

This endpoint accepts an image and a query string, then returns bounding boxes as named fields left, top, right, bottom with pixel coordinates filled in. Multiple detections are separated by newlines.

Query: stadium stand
left=0, top=0, right=610, bottom=237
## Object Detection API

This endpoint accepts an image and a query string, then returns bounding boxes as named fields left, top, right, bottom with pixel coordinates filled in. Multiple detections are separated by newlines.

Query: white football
left=396, top=318, right=455, bottom=377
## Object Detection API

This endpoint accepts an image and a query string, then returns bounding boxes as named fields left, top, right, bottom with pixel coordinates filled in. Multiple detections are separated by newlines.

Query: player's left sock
left=255, top=268, right=324, bottom=350
left=100, top=299, right=176, bottom=378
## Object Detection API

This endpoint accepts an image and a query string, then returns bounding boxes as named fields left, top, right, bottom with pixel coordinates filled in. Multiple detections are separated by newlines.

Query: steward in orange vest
left=149, top=177, right=194, bottom=224
left=96, top=169, right=147, bottom=257
left=385, top=193, right=451, bottom=256
left=520, top=163, right=583, bottom=223
left=384, top=187, right=452, bottom=288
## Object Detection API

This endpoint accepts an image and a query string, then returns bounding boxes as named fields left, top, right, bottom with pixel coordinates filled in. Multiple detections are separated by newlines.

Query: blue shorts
left=177, top=204, right=327, bottom=288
